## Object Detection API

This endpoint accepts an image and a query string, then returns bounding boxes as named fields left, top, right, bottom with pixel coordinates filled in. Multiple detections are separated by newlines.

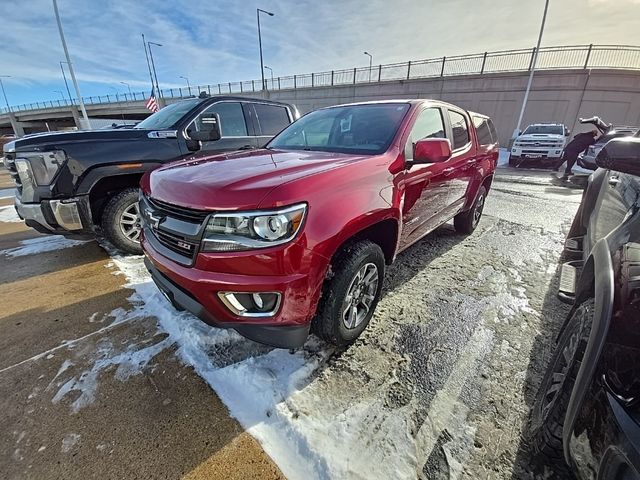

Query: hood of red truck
left=143, top=148, right=369, bottom=210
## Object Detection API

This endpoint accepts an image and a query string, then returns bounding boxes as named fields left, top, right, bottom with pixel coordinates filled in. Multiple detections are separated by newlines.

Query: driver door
left=186, top=101, right=256, bottom=153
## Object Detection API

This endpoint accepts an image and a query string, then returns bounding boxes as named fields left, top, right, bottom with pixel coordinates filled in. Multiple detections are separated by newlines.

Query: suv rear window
left=254, top=104, right=291, bottom=136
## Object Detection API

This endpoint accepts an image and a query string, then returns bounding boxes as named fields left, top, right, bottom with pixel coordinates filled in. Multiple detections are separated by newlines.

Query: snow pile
left=2, top=235, right=88, bottom=257
left=0, top=205, right=21, bottom=223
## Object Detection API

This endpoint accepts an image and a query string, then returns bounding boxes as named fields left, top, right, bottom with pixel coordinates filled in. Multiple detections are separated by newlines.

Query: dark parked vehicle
left=141, top=100, right=499, bottom=348
left=577, top=120, right=638, bottom=170
left=2, top=95, right=298, bottom=253
left=529, top=135, right=640, bottom=478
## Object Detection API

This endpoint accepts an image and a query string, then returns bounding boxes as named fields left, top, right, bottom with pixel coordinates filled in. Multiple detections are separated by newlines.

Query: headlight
left=16, top=150, right=66, bottom=185
left=201, top=203, right=307, bottom=252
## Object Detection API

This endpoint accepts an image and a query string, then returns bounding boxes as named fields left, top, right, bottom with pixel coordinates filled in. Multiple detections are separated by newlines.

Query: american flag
left=145, top=90, right=159, bottom=113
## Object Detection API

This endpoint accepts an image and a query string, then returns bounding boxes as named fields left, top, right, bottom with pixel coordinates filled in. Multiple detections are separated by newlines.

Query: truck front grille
left=146, top=196, right=210, bottom=223
left=153, top=228, right=199, bottom=260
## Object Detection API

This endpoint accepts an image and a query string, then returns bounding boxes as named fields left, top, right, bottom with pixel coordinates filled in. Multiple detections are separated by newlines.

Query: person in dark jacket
left=557, top=130, right=599, bottom=179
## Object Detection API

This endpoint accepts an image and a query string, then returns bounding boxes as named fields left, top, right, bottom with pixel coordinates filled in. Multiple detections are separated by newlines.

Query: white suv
left=510, top=123, right=569, bottom=167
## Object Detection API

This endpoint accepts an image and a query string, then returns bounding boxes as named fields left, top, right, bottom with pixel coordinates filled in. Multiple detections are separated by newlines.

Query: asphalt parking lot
left=0, top=166, right=583, bottom=479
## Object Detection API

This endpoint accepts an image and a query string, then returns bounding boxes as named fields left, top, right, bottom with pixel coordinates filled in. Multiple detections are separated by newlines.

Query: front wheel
left=528, top=299, right=594, bottom=473
left=454, top=186, right=486, bottom=235
left=312, top=240, right=385, bottom=346
left=101, top=188, right=143, bottom=254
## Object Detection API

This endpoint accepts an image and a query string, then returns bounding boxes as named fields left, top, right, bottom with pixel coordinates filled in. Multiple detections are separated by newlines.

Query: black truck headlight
left=201, top=203, right=307, bottom=252
left=17, top=151, right=66, bottom=185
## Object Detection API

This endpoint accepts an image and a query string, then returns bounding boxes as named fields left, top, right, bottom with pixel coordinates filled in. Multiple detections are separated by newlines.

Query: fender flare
left=75, top=162, right=163, bottom=195
left=563, top=238, right=615, bottom=464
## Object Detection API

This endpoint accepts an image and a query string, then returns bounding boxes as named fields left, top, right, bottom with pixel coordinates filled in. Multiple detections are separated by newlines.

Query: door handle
left=609, top=176, right=621, bottom=187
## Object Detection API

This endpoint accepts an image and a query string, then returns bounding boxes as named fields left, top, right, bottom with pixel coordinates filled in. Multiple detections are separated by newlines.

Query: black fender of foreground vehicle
left=530, top=136, right=640, bottom=479
left=2, top=95, right=299, bottom=253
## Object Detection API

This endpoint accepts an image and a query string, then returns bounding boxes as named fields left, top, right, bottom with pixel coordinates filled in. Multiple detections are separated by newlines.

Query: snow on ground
left=0, top=205, right=21, bottom=223
left=498, top=148, right=509, bottom=167
left=1, top=235, right=88, bottom=257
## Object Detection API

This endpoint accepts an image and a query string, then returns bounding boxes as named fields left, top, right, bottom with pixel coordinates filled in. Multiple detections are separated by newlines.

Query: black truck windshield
left=135, top=99, right=202, bottom=130
left=268, top=103, right=410, bottom=155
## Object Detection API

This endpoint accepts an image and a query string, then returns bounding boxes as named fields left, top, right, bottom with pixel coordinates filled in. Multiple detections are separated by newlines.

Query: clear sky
left=1, top=0, right=639, bottom=107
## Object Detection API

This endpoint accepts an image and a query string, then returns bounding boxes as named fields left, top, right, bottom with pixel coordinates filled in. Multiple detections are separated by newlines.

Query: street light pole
left=514, top=0, right=550, bottom=138
left=120, top=82, right=132, bottom=96
left=257, top=8, right=274, bottom=91
left=141, top=33, right=155, bottom=94
left=364, top=51, right=373, bottom=82
left=180, top=75, right=191, bottom=94
left=52, top=0, right=91, bottom=129
left=147, top=41, right=162, bottom=98
left=0, top=76, right=11, bottom=112
left=60, top=62, right=73, bottom=102
left=264, top=66, right=273, bottom=89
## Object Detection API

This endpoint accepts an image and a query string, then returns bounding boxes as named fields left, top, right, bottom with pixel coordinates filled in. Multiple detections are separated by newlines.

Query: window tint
left=192, top=102, right=247, bottom=137
left=253, top=104, right=290, bottom=135
left=405, top=108, right=446, bottom=159
left=472, top=116, right=492, bottom=146
left=268, top=103, right=410, bottom=155
left=488, top=119, right=499, bottom=145
left=448, top=110, right=470, bottom=150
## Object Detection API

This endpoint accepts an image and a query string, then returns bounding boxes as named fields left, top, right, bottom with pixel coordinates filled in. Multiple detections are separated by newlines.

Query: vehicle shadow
left=510, top=261, right=573, bottom=479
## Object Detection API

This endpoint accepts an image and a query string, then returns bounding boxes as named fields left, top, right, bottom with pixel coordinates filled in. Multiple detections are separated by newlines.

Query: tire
left=312, top=240, right=385, bottom=346
left=528, top=298, right=594, bottom=473
left=101, top=188, right=143, bottom=254
left=509, top=155, right=518, bottom=167
left=454, top=185, right=486, bottom=235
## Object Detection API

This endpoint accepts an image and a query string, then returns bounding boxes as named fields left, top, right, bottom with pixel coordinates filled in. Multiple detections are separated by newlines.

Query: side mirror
left=412, top=138, right=452, bottom=165
left=565, top=129, right=571, bottom=136
left=518, top=130, right=523, bottom=136
left=595, top=137, right=640, bottom=176
left=189, top=113, right=221, bottom=142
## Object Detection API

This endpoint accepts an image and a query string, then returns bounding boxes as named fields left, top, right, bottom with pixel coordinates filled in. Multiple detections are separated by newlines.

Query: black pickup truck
left=2, top=95, right=298, bottom=253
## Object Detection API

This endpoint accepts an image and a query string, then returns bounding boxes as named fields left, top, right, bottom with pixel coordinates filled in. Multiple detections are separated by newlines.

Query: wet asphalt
left=0, top=165, right=583, bottom=479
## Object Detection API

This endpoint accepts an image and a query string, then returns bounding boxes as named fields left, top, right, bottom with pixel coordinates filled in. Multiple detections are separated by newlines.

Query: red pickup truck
left=140, top=100, right=499, bottom=348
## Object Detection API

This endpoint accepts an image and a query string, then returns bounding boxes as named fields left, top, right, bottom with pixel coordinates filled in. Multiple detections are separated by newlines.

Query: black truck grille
left=3, top=153, right=22, bottom=195
left=146, top=196, right=210, bottom=223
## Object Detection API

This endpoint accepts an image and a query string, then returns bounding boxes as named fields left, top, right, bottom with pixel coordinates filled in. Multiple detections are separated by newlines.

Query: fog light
left=218, top=292, right=281, bottom=317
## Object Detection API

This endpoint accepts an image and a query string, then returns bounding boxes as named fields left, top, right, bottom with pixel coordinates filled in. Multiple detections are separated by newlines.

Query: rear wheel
left=454, top=186, right=486, bottom=235
left=312, top=240, right=385, bottom=346
left=528, top=298, right=594, bottom=473
left=101, top=188, right=143, bottom=254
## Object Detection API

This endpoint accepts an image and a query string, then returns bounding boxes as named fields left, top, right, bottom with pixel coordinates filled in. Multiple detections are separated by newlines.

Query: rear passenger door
left=187, top=101, right=256, bottom=152
left=444, top=109, right=476, bottom=210
left=249, top=103, right=293, bottom=147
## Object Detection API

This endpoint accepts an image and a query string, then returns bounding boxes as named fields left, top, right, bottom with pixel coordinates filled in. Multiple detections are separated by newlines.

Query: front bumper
left=142, top=234, right=328, bottom=349
left=511, top=147, right=563, bottom=160
left=15, top=196, right=93, bottom=237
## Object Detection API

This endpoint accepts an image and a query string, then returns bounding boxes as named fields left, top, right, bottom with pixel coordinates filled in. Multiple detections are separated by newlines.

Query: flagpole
left=142, top=33, right=155, bottom=92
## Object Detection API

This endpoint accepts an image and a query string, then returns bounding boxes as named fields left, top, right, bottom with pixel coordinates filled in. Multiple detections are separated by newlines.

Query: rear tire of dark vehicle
left=454, top=186, right=486, bottom=235
left=101, top=188, right=143, bottom=255
left=528, top=298, right=594, bottom=474
left=312, top=240, right=385, bottom=346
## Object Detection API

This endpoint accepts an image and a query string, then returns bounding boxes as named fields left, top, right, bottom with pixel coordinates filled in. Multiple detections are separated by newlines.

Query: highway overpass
left=2, top=44, right=639, bottom=145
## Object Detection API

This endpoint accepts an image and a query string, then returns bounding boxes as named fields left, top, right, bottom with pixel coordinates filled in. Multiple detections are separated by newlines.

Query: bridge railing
left=3, top=44, right=640, bottom=115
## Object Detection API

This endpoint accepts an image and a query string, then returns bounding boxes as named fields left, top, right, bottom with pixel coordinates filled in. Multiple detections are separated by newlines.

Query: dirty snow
left=0, top=205, right=21, bottom=223
left=2, top=235, right=88, bottom=257
left=61, top=433, right=81, bottom=453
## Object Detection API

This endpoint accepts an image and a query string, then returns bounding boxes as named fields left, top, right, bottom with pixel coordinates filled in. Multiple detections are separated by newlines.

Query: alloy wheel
left=473, top=193, right=485, bottom=227
left=119, top=202, right=142, bottom=243
left=341, top=262, right=379, bottom=329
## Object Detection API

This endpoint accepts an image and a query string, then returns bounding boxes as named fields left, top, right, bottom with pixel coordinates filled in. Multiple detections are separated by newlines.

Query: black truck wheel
left=528, top=298, right=594, bottom=473
left=312, top=240, right=385, bottom=346
left=101, top=188, right=143, bottom=254
left=454, top=186, right=486, bottom=235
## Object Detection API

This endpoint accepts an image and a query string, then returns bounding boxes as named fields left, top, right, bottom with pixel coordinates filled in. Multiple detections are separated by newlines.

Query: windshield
left=135, top=99, right=202, bottom=130
left=522, top=125, right=564, bottom=135
left=267, top=103, right=411, bottom=155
